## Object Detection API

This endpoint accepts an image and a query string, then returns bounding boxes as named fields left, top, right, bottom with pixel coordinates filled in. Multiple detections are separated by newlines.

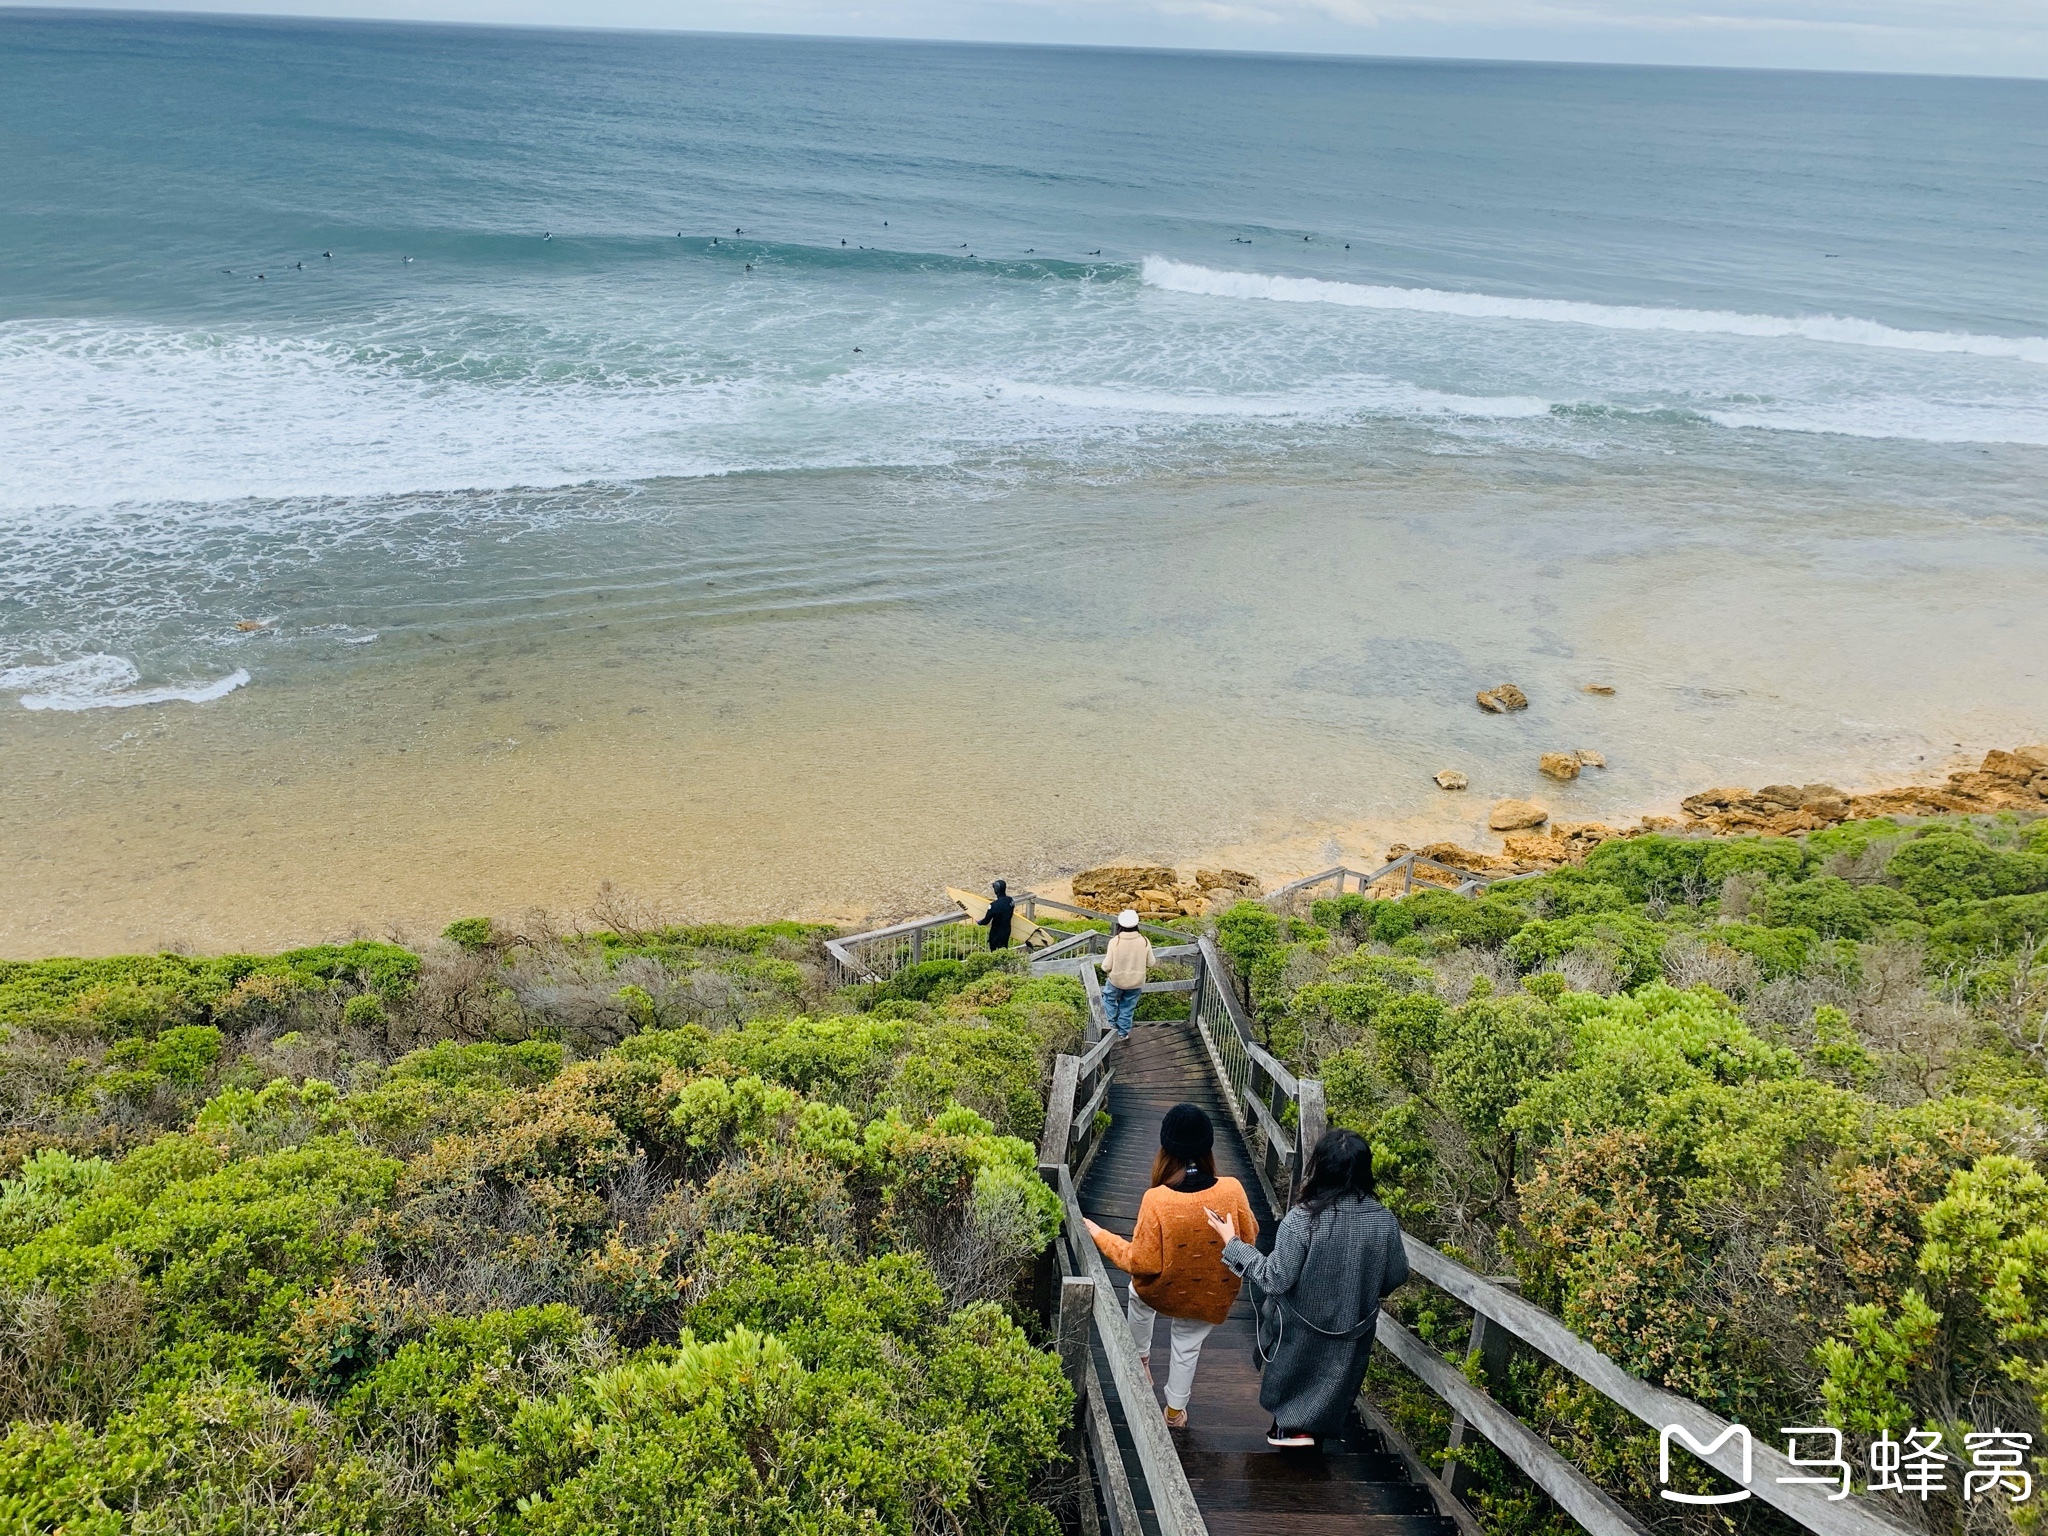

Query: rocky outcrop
left=1583, top=683, right=1616, bottom=696
left=1196, top=869, right=1263, bottom=900
left=1575, top=749, right=1606, bottom=769
left=1434, top=769, right=1469, bottom=790
left=1476, top=684, right=1529, bottom=714
left=1673, top=747, right=2048, bottom=836
left=1502, top=832, right=1570, bottom=864
left=1071, top=864, right=1260, bottom=918
left=1489, top=799, right=1550, bottom=831
left=1072, top=865, right=1177, bottom=914
left=1539, top=752, right=1581, bottom=782
left=1388, top=821, right=1626, bottom=880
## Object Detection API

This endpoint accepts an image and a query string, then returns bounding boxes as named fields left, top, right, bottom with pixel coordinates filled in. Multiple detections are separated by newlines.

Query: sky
left=12, top=0, right=2048, bottom=76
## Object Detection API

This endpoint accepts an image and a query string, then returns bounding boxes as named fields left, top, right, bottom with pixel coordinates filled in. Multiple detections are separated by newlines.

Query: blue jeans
left=1104, top=983, right=1142, bottom=1038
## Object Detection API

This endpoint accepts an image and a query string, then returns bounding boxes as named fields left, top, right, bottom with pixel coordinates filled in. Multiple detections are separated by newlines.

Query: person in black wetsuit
left=977, top=879, right=1016, bottom=949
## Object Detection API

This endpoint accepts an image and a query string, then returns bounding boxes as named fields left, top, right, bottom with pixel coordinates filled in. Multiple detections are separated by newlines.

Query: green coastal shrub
left=1505, top=912, right=1667, bottom=988
left=1888, top=830, right=2048, bottom=909
left=1757, top=876, right=1921, bottom=939
left=0, top=942, right=419, bottom=1040
left=0, top=904, right=1091, bottom=1535
left=442, top=916, right=495, bottom=951
left=1246, top=808, right=2048, bottom=1536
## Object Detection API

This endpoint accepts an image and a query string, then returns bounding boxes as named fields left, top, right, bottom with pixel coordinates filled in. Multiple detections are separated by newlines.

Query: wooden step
left=1185, top=1479, right=1438, bottom=1514
left=1203, top=1514, right=1458, bottom=1536
left=1177, top=1450, right=1413, bottom=1485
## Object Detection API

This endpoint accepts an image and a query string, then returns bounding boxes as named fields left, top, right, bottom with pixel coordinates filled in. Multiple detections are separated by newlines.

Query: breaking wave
left=1140, top=258, right=2048, bottom=366
left=0, top=654, right=250, bottom=710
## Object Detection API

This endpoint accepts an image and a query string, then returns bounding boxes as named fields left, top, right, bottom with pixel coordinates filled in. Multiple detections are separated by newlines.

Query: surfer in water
left=978, top=879, right=1016, bottom=950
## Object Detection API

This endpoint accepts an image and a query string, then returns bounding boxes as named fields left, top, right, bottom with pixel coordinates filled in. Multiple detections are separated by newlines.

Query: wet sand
left=4, top=459, right=2043, bottom=957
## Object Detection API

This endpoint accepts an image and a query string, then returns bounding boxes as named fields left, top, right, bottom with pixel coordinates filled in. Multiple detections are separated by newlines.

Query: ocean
left=2, top=11, right=2045, bottom=951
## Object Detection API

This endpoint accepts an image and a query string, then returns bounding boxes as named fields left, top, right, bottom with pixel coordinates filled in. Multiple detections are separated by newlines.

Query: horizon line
left=3, top=3, right=2045, bottom=83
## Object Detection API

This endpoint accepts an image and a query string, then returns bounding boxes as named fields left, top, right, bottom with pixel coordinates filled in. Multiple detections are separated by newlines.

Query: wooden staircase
left=1078, top=1017, right=1459, bottom=1536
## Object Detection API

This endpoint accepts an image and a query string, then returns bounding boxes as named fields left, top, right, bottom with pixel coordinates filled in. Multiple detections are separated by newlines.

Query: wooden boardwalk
left=1078, top=1017, right=1460, bottom=1536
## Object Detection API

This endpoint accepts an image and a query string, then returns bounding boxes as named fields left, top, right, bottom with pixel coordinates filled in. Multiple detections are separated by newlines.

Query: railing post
left=1081, top=965, right=1109, bottom=1046
left=911, top=926, right=924, bottom=965
left=1294, top=1079, right=1326, bottom=1207
left=1041, top=1055, right=1081, bottom=1168
left=1445, top=1277, right=1520, bottom=1501
left=1057, top=1277, right=1099, bottom=1533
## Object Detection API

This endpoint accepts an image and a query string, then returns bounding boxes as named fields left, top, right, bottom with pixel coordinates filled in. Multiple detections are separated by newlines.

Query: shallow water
left=2, top=15, right=2045, bottom=953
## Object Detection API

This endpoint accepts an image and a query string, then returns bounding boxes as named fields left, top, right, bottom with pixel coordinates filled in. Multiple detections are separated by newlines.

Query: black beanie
left=1160, top=1103, right=1213, bottom=1161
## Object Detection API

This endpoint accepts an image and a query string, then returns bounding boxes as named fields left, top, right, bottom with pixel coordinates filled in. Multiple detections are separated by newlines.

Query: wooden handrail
left=1399, top=1240, right=1917, bottom=1536
left=1023, top=891, right=1191, bottom=943
left=1265, top=853, right=1540, bottom=903
left=1046, top=1162, right=1209, bottom=1536
left=1196, top=936, right=1301, bottom=1097
left=1376, top=1317, right=1651, bottom=1536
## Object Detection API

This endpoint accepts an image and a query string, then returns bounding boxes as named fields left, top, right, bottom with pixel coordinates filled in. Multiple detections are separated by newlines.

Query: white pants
left=1126, top=1290, right=1215, bottom=1411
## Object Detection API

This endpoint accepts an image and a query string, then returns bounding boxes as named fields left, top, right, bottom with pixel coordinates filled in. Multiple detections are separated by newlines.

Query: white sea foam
left=3, top=280, right=2044, bottom=531
left=1141, top=257, right=2048, bottom=366
left=0, top=654, right=250, bottom=711
left=970, top=375, right=1550, bottom=420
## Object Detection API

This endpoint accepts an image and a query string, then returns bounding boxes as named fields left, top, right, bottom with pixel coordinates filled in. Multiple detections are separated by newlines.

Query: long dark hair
left=1298, top=1129, right=1376, bottom=1215
left=1151, top=1147, right=1218, bottom=1189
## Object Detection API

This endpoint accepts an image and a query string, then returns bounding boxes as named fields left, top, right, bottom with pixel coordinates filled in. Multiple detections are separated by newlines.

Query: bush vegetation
left=0, top=914, right=1086, bottom=1534
left=6, top=811, right=2043, bottom=1535
left=1228, top=812, right=2048, bottom=1536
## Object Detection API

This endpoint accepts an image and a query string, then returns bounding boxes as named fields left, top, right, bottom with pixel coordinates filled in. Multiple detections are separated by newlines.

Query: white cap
left=1117, top=909, right=1141, bottom=930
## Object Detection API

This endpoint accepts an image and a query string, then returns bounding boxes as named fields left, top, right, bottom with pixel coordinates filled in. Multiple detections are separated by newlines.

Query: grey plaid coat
left=1222, top=1194, right=1409, bottom=1437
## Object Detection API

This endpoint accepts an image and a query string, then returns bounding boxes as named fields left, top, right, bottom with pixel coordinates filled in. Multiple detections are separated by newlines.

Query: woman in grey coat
left=1203, top=1128, right=1408, bottom=1447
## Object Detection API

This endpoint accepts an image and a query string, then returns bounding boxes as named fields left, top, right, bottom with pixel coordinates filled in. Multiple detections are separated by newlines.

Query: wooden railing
left=1039, top=984, right=1118, bottom=1175
left=823, top=908, right=992, bottom=985
left=1033, top=927, right=1207, bottom=1536
left=1376, top=1241, right=1915, bottom=1536
left=1267, top=852, right=1540, bottom=904
left=824, top=891, right=1184, bottom=987
left=1189, top=935, right=1325, bottom=1212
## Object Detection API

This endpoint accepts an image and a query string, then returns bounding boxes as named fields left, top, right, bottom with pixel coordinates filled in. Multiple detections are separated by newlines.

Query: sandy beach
left=5, top=461, right=2041, bottom=958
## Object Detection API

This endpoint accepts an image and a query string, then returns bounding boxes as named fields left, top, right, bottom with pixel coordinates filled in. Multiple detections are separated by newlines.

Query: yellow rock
left=1539, top=752, right=1581, bottom=782
left=1983, top=748, right=2041, bottom=782
left=1489, top=798, right=1549, bottom=831
left=1476, top=683, right=1529, bottom=713
left=1434, top=769, right=1469, bottom=791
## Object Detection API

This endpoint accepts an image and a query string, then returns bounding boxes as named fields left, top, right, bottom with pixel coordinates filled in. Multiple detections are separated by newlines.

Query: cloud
left=1118, top=0, right=2044, bottom=34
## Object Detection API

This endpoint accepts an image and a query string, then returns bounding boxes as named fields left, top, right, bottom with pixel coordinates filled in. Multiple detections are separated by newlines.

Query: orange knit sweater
left=1091, top=1177, right=1259, bottom=1326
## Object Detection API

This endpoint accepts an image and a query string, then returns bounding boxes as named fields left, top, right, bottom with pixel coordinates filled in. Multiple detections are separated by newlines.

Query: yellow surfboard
left=947, top=887, right=1054, bottom=951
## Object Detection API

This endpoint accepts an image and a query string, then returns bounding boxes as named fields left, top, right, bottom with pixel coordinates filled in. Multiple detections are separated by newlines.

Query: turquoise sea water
left=3, top=14, right=2045, bottom=704
left=1, top=13, right=2045, bottom=945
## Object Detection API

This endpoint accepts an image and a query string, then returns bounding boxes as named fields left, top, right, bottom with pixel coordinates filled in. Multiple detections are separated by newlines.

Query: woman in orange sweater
left=1085, top=1104, right=1258, bottom=1427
